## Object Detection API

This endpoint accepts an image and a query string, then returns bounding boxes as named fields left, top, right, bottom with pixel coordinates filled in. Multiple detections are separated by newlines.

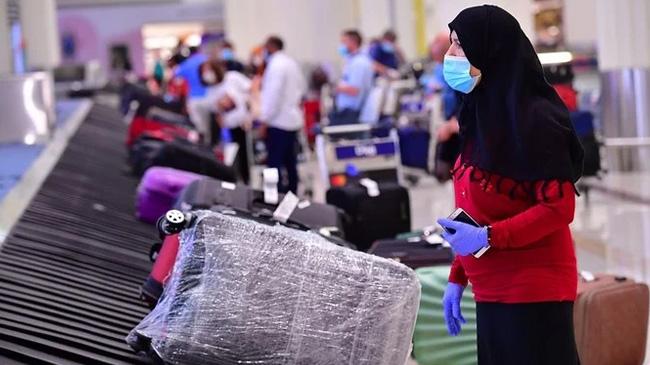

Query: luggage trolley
left=314, top=124, right=403, bottom=200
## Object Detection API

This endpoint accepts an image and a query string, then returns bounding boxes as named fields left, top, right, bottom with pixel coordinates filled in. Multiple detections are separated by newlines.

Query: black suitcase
left=571, top=110, right=601, bottom=177
left=129, top=136, right=167, bottom=176
left=326, top=182, right=410, bottom=251
left=433, top=133, right=461, bottom=183
left=174, top=176, right=250, bottom=211
left=368, top=237, right=453, bottom=269
left=176, top=177, right=347, bottom=239
left=580, top=134, right=601, bottom=177
left=150, top=141, right=237, bottom=182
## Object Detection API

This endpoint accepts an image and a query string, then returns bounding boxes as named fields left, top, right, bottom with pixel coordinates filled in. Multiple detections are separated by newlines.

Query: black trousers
left=476, top=302, right=580, bottom=365
left=266, top=127, right=298, bottom=194
left=229, top=127, right=250, bottom=184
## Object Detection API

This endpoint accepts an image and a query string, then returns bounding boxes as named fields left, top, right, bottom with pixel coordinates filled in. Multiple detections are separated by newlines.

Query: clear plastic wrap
left=128, top=210, right=421, bottom=365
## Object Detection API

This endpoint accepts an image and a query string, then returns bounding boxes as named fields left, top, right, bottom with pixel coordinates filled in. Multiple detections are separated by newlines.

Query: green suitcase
left=413, top=266, right=478, bottom=365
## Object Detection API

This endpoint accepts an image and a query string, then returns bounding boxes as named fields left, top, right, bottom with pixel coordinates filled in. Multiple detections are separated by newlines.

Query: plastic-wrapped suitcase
left=368, top=237, right=453, bottom=269
left=135, top=167, right=204, bottom=224
left=574, top=274, right=649, bottom=365
left=412, top=266, right=477, bottom=365
left=149, top=141, right=237, bottom=182
left=398, top=126, right=431, bottom=170
left=129, top=210, right=421, bottom=365
left=326, top=182, right=410, bottom=251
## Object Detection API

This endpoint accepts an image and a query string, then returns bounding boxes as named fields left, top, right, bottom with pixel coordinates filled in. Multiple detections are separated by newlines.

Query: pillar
left=0, top=0, right=11, bottom=75
left=19, top=0, right=61, bottom=71
left=596, top=0, right=650, bottom=171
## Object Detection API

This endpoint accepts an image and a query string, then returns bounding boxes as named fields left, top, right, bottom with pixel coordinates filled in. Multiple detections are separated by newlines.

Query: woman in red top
left=435, top=6, right=584, bottom=365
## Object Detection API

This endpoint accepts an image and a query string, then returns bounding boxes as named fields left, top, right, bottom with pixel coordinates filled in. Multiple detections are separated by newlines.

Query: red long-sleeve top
left=448, top=160, right=578, bottom=303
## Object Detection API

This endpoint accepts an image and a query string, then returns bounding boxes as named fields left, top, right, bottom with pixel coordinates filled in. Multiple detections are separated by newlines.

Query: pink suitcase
left=575, top=274, right=649, bottom=365
left=136, top=167, right=203, bottom=224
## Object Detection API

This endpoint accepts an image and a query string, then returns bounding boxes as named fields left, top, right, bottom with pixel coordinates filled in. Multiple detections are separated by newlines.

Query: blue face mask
left=221, top=48, right=234, bottom=61
left=338, top=44, right=350, bottom=58
left=380, top=41, right=394, bottom=53
left=443, top=55, right=481, bottom=94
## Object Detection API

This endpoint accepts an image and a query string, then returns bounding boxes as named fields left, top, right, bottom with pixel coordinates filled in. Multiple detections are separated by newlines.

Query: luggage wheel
left=156, top=209, right=194, bottom=236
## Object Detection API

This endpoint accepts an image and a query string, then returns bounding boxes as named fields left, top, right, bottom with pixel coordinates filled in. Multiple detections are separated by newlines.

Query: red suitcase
left=574, top=273, right=649, bottom=365
left=126, top=116, right=194, bottom=148
left=141, top=234, right=180, bottom=307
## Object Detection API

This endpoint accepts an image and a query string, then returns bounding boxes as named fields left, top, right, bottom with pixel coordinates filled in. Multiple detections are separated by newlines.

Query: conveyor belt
left=0, top=103, right=156, bottom=364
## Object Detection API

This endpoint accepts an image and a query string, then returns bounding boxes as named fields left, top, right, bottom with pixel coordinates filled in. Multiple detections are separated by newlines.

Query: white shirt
left=260, top=51, right=306, bottom=131
left=206, top=71, right=252, bottom=129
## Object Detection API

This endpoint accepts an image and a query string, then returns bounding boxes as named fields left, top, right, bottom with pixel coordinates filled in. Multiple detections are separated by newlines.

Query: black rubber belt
left=0, top=103, right=156, bottom=364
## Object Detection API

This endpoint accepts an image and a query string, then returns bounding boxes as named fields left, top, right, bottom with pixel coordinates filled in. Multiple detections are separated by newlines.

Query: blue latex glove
left=437, top=218, right=488, bottom=256
left=442, top=282, right=466, bottom=336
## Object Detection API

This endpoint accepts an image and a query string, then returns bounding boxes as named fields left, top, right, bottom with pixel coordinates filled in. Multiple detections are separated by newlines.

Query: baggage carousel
left=0, top=103, right=155, bottom=364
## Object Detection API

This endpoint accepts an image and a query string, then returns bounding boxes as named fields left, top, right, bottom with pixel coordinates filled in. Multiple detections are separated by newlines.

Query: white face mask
left=202, top=70, right=217, bottom=85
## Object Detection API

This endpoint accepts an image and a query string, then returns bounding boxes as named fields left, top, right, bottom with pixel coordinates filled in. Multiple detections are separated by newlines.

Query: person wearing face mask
left=368, top=29, right=404, bottom=78
left=435, top=6, right=584, bottom=365
left=219, top=40, right=245, bottom=73
left=329, top=29, right=374, bottom=126
left=203, top=61, right=253, bottom=183
left=193, top=60, right=226, bottom=144
left=259, top=36, right=306, bottom=194
left=174, top=41, right=213, bottom=143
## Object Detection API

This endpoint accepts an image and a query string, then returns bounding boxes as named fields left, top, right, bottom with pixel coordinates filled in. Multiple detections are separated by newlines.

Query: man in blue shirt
left=174, top=47, right=211, bottom=142
left=368, top=30, right=403, bottom=77
left=330, top=29, right=374, bottom=126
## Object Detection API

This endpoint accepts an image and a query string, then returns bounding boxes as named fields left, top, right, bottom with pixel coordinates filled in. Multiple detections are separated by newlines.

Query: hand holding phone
left=438, top=208, right=490, bottom=258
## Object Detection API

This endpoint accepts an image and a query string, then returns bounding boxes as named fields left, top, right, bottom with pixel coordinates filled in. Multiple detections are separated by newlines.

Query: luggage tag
left=221, top=181, right=236, bottom=190
left=272, top=191, right=300, bottom=224
left=297, top=200, right=311, bottom=209
left=579, top=270, right=596, bottom=282
left=223, top=143, right=240, bottom=166
left=359, top=178, right=380, bottom=197
left=262, top=168, right=279, bottom=204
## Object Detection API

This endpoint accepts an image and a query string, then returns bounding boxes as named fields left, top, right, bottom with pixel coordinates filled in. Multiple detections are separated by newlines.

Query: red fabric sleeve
left=448, top=255, right=468, bottom=286
left=490, top=181, right=575, bottom=249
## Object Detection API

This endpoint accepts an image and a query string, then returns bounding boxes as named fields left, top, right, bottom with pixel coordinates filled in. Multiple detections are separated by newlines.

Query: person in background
left=203, top=62, right=253, bottom=183
left=259, top=36, right=306, bottom=194
left=368, top=30, right=404, bottom=78
left=422, top=33, right=462, bottom=182
left=329, top=29, right=374, bottom=126
left=545, top=63, right=578, bottom=112
left=174, top=44, right=212, bottom=142
left=436, top=6, right=583, bottom=365
left=165, top=53, right=189, bottom=105
left=220, top=40, right=245, bottom=73
left=196, top=60, right=226, bottom=144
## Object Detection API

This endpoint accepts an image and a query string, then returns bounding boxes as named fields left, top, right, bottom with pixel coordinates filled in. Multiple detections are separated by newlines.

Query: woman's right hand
left=442, top=282, right=466, bottom=336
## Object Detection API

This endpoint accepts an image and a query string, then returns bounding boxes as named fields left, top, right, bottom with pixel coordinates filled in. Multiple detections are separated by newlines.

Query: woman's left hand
left=437, top=218, right=488, bottom=256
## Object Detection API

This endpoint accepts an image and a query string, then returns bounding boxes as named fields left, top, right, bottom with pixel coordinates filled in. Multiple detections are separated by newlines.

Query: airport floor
left=1, top=97, right=649, bottom=363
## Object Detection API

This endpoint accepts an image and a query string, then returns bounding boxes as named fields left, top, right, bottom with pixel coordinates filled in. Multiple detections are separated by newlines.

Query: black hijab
left=449, top=5, right=584, bottom=191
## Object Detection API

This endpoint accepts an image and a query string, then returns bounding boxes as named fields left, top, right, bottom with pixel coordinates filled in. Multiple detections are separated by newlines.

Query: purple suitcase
left=136, top=167, right=203, bottom=224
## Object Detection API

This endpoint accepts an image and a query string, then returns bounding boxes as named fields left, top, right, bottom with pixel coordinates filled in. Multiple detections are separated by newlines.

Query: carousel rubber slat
left=0, top=103, right=156, bottom=364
